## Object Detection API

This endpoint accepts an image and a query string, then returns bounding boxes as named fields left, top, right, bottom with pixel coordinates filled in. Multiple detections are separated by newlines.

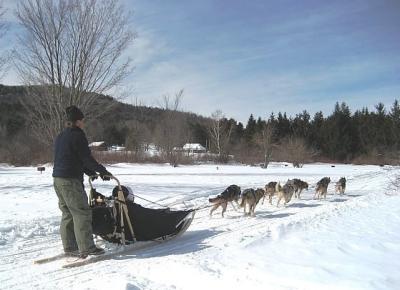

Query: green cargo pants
left=53, top=177, right=95, bottom=254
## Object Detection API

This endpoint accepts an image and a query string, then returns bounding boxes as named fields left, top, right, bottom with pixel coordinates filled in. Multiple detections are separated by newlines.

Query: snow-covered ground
left=0, top=163, right=399, bottom=290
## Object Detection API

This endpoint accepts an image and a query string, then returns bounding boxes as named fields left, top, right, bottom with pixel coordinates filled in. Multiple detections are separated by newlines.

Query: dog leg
left=245, top=203, right=249, bottom=215
left=221, top=202, right=227, bottom=217
left=230, top=201, right=238, bottom=212
left=209, top=204, right=219, bottom=217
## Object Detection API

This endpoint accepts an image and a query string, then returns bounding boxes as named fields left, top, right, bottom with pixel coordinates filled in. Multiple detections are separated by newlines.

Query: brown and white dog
left=209, top=185, right=241, bottom=217
left=275, top=182, right=295, bottom=206
left=288, top=178, right=309, bottom=199
left=335, top=177, right=346, bottom=195
left=314, top=177, right=331, bottom=199
left=240, top=188, right=265, bottom=216
left=263, top=181, right=278, bottom=204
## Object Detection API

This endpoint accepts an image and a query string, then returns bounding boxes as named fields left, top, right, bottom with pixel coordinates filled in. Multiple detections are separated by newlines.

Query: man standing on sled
left=53, top=105, right=112, bottom=258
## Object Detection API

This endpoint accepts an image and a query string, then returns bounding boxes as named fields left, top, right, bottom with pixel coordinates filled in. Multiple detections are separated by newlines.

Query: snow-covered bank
left=0, top=163, right=399, bottom=289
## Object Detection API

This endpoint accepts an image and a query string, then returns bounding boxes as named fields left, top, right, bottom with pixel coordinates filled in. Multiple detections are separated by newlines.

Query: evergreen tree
left=390, top=99, right=400, bottom=149
left=323, top=102, right=357, bottom=160
left=276, top=112, right=291, bottom=138
left=309, top=111, right=324, bottom=150
left=244, top=114, right=257, bottom=144
left=292, top=110, right=310, bottom=138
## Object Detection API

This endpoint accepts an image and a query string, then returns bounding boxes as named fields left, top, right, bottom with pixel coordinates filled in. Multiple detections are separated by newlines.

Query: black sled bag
left=92, top=203, right=192, bottom=242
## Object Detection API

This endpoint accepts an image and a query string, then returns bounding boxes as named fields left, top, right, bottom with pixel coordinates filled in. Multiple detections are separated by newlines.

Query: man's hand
left=100, top=171, right=112, bottom=181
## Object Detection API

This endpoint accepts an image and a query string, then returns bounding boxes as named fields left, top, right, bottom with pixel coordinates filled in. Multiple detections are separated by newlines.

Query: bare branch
left=14, top=0, right=134, bottom=144
left=254, top=122, right=274, bottom=168
left=208, top=110, right=232, bottom=160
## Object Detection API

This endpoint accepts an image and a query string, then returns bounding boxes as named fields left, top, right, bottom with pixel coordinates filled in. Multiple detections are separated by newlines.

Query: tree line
left=221, top=100, right=400, bottom=166
left=1, top=84, right=399, bottom=166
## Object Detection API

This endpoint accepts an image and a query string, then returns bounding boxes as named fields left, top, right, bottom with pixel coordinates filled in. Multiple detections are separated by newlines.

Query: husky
left=240, top=188, right=265, bottom=216
left=288, top=178, right=309, bottom=199
left=276, top=182, right=295, bottom=207
left=209, top=184, right=241, bottom=217
left=263, top=181, right=277, bottom=204
left=335, top=177, right=346, bottom=195
left=314, top=177, right=331, bottom=199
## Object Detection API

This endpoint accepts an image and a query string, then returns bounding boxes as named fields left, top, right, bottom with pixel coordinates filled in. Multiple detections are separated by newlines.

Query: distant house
left=182, top=143, right=206, bottom=154
left=89, top=141, right=108, bottom=151
left=144, top=143, right=161, bottom=156
left=109, top=145, right=126, bottom=151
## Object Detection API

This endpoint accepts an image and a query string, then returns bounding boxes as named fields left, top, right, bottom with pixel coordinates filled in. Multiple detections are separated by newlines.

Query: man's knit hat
left=66, top=105, right=84, bottom=122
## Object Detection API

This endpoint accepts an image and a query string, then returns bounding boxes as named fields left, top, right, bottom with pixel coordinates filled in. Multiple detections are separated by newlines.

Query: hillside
left=0, top=84, right=210, bottom=147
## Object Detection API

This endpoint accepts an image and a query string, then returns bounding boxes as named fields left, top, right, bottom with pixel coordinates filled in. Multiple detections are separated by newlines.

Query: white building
left=88, top=141, right=107, bottom=151
left=182, top=143, right=206, bottom=154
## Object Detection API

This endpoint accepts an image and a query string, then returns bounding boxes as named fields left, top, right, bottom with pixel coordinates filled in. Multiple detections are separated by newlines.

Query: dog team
left=209, top=177, right=347, bottom=217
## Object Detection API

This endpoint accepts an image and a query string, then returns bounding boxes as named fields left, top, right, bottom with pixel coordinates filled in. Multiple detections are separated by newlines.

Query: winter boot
left=79, top=246, right=105, bottom=259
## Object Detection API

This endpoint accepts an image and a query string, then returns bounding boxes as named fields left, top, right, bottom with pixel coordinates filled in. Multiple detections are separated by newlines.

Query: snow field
left=0, top=163, right=399, bottom=289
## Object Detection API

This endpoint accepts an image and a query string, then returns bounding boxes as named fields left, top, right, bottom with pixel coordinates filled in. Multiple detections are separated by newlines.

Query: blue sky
left=1, top=0, right=399, bottom=123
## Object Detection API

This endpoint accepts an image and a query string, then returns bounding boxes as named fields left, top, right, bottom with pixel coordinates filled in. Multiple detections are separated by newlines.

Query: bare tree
left=208, top=110, right=232, bottom=161
left=159, top=89, right=183, bottom=111
left=254, top=122, right=274, bottom=168
left=125, top=121, right=151, bottom=153
left=282, top=136, right=314, bottom=168
left=14, top=0, right=134, bottom=144
left=154, top=89, right=185, bottom=166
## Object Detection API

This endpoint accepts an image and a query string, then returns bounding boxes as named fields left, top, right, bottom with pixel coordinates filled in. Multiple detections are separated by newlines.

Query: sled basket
left=89, top=175, right=194, bottom=244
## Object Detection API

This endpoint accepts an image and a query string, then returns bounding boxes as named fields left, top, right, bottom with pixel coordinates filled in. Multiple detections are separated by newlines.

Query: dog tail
left=209, top=196, right=220, bottom=203
left=275, top=182, right=281, bottom=192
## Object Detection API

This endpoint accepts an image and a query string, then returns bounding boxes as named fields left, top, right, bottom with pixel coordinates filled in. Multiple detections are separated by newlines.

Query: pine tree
left=390, top=99, right=400, bottom=150
left=244, top=114, right=257, bottom=144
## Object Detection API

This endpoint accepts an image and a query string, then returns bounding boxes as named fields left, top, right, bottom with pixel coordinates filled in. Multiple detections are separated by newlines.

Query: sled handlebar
left=88, top=174, right=122, bottom=191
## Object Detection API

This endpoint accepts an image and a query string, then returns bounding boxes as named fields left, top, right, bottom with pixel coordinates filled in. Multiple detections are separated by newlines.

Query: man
left=53, top=105, right=112, bottom=258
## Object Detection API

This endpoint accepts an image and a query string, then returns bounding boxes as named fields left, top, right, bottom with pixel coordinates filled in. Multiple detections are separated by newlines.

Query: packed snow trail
left=0, top=163, right=399, bottom=289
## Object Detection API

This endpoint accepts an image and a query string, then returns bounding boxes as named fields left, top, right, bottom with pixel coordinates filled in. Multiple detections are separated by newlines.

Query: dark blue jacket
left=52, top=127, right=108, bottom=181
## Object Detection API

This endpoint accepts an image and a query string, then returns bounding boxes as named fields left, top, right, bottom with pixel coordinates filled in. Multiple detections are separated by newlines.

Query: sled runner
left=63, top=212, right=194, bottom=268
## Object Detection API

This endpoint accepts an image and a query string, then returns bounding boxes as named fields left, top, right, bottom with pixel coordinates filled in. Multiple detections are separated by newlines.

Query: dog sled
left=90, top=175, right=195, bottom=244
left=35, top=175, right=195, bottom=267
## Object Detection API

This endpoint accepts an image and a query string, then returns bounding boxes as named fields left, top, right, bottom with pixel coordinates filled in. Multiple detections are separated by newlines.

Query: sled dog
left=314, top=177, right=331, bottom=199
left=209, top=184, right=241, bottom=217
left=335, top=177, right=346, bottom=195
left=276, top=182, right=295, bottom=207
left=288, top=178, right=309, bottom=199
left=240, top=188, right=265, bottom=216
left=263, top=181, right=278, bottom=204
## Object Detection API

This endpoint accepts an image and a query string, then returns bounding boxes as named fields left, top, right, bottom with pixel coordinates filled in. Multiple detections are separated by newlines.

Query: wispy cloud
left=1, top=0, right=399, bottom=122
